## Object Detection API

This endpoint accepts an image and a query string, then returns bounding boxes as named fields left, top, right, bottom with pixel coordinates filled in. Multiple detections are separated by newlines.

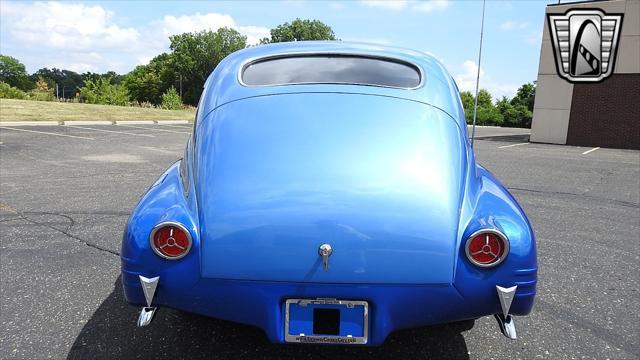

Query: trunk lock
left=318, top=244, right=333, bottom=272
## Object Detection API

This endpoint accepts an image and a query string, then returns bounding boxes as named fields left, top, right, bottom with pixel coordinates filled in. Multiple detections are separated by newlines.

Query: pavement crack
left=508, top=186, right=639, bottom=208
left=16, top=210, right=120, bottom=257
left=21, top=211, right=76, bottom=232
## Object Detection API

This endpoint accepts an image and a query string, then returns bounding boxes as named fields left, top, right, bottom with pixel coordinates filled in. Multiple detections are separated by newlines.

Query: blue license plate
left=284, top=298, right=368, bottom=344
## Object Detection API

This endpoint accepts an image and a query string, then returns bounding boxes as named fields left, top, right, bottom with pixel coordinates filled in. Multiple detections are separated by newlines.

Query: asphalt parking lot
left=0, top=123, right=638, bottom=359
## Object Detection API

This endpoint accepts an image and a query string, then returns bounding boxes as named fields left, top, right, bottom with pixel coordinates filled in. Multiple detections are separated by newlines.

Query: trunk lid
left=196, top=93, right=466, bottom=284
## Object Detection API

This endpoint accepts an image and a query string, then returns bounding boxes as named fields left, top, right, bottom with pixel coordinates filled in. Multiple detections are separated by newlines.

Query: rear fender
left=121, top=161, right=201, bottom=304
left=455, top=163, right=537, bottom=315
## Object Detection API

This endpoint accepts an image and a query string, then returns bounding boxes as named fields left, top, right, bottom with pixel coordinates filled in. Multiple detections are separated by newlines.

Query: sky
left=0, top=0, right=555, bottom=99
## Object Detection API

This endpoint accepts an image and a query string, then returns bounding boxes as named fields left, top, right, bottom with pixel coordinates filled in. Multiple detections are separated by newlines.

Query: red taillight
left=150, top=222, right=192, bottom=260
left=465, top=230, right=509, bottom=267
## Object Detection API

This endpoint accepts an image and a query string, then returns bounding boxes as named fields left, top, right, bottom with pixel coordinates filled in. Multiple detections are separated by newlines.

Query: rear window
left=241, top=55, right=422, bottom=89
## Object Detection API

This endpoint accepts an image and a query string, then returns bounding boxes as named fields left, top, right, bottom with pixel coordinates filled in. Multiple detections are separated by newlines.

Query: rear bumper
left=122, top=268, right=536, bottom=345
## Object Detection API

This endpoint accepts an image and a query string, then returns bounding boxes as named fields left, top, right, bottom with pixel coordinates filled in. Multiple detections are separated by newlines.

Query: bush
left=79, top=77, right=130, bottom=106
left=133, top=101, right=156, bottom=108
left=161, top=86, right=183, bottom=110
left=28, top=90, right=55, bottom=101
left=0, top=81, right=28, bottom=99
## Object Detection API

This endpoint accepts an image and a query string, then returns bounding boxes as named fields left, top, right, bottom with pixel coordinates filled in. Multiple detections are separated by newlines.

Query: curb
left=0, top=120, right=190, bottom=127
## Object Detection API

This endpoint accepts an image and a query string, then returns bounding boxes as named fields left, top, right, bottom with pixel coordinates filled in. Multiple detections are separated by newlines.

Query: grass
left=0, top=99, right=195, bottom=122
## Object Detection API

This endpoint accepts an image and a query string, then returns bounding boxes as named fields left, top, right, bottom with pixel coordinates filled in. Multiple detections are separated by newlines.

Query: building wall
left=530, top=0, right=640, bottom=149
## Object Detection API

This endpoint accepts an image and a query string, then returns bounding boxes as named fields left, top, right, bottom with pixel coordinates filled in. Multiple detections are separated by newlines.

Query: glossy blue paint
left=121, top=41, right=537, bottom=345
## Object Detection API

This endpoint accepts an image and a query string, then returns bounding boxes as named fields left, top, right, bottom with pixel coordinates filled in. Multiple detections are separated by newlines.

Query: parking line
left=582, top=147, right=600, bottom=155
left=0, top=126, right=95, bottom=140
left=157, top=123, right=192, bottom=129
left=116, top=124, right=191, bottom=134
left=66, top=125, right=155, bottom=138
left=498, top=142, right=529, bottom=149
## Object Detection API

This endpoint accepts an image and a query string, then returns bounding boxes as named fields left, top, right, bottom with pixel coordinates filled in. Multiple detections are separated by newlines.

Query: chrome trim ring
left=149, top=221, right=193, bottom=260
left=237, top=51, right=425, bottom=90
left=464, top=228, right=510, bottom=268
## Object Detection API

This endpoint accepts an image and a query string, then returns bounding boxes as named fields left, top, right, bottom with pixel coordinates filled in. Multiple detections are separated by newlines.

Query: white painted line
left=156, top=123, right=192, bottom=129
left=137, top=145, right=178, bottom=154
left=117, top=124, right=191, bottom=134
left=115, top=120, right=156, bottom=125
left=156, top=120, right=190, bottom=125
left=0, top=121, right=60, bottom=126
left=498, top=142, right=529, bottom=149
left=66, top=125, right=155, bottom=138
left=63, top=120, right=114, bottom=126
left=582, top=147, right=600, bottom=155
left=0, top=126, right=95, bottom=140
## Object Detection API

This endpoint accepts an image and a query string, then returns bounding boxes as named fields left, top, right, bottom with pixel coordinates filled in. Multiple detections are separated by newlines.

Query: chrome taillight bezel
left=464, top=228, right=510, bottom=268
left=149, top=221, right=193, bottom=260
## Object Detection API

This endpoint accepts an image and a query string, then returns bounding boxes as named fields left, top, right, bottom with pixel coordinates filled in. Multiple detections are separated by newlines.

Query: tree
left=0, top=55, right=32, bottom=90
left=476, top=89, right=493, bottom=108
left=459, top=89, right=502, bottom=125
left=497, top=91, right=534, bottom=128
left=511, top=82, right=535, bottom=112
left=31, top=68, right=84, bottom=99
left=124, top=53, right=176, bottom=105
left=260, top=19, right=336, bottom=43
left=79, top=77, right=130, bottom=106
left=170, top=28, right=247, bottom=105
left=459, top=91, right=474, bottom=123
left=496, top=96, right=519, bottom=127
left=161, top=86, right=183, bottom=110
left=34, top=77, right=49, bottom=92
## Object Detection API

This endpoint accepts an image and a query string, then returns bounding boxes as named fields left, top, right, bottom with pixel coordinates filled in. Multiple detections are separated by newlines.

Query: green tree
left=510, top=82, right=535, bottom=112
left=161, top=86, right=183, bottom=110
left=0, top=81, right=28, bottom=99
left=260, top=19, right=336, bottom=44
left=476, top=89, right=493, bottom=108
left=476, top=104, right=504, bottom=126
left=31, top=68, right=84, bottom=98
left=124, top=53, right=176, bottom=105
left=459, top=91, right=474, bottom=123
left=79, top=77, right=130, bottom=106
left=512, top=103, right=533, bottom=128
left=170, top=27, right=247, bottom=105
left=0, top=55, right=32, bottom=90
left=459, top=89, right=502, bottom=125
left=496, top=96, right=519, bottom=127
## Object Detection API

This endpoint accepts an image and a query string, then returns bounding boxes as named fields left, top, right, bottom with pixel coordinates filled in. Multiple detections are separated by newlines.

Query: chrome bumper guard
left=495, top=285, right=518, bottom=340
left=137, top=275, right=159, bottom=327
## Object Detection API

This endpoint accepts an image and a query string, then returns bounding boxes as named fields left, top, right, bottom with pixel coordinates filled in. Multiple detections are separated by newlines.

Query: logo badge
left=548, top=9, right=623, bottom=83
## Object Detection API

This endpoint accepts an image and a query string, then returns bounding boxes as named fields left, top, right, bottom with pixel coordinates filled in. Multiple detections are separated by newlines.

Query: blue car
left=121, top=41, right=537, bottom=345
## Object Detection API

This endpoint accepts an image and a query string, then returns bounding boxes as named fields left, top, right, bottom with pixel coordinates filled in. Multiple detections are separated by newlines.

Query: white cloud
left=360, top=0, right=409, bottom=10
left=500, top=21, right=528, bottom=31
left=412, top=0, right=449, bottom=12
left=360, top=0, right=448, bottom=12
left=152, top=12, right=269, bottom=45
left=454, top=60, right=518, bottom=100
left=0, top=2, right=270, bottom=73
left=2, top=1, right=139, bottom=51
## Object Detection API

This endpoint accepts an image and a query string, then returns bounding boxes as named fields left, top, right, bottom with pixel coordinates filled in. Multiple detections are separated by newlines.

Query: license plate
left=284, top=298, right=368, bottom=344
